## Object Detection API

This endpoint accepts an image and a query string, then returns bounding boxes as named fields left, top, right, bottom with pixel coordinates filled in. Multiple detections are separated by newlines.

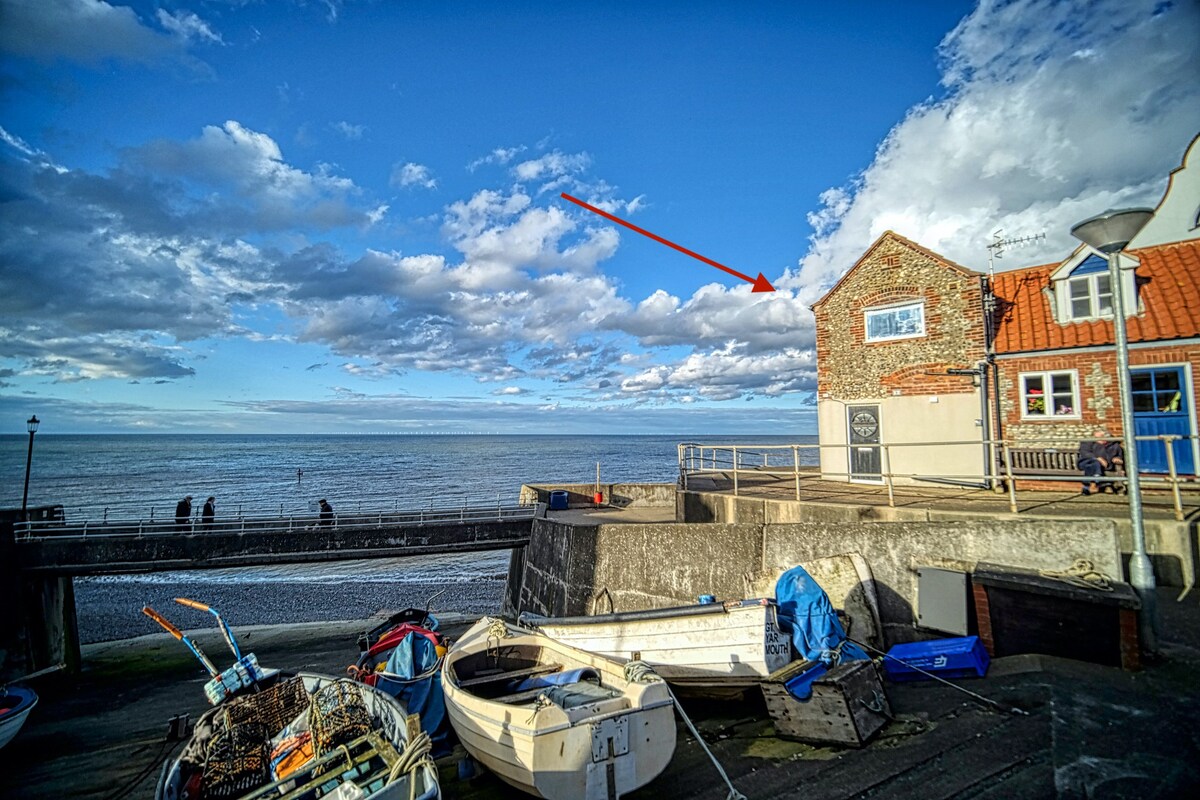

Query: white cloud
left=512, top=150, right=591, bottom=182
left=794, top=0, right=1200, bottom=304
left=620, top=343, right=816, bottom=401
left=468, top=146, right=527, bottom=171
left=156, top=8, right=223, bottom=45
left=391, top=161, right=437, bottom=189
left=0, top=0, right=201, bottom=65
left=332, top=121, right=366, bottom=140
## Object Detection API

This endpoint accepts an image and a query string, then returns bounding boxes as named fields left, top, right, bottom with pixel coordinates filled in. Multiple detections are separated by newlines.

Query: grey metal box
left=917, top=567, right=969, bottom=635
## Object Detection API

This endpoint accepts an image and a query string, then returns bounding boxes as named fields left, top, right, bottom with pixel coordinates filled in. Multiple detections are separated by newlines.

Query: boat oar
left=142, top=606, right=220, bottom=677
left=174, top=597, right=243, bottom=661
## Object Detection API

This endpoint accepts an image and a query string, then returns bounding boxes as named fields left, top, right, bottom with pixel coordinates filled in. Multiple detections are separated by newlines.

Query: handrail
left=678, top=435, right=1197, bottom=518
left=13, top=501, right=536, bottom=542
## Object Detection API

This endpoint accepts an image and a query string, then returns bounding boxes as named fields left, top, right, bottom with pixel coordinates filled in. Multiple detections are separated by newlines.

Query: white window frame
left=1064, top=272, right=1113, bottom=321
left=864, top=301, right=925, bottom=343
left=1020, top=370, right=1081, bottom=420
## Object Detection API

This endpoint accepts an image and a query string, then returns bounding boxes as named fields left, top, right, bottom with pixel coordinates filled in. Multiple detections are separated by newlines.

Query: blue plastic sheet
left=375, top=631, right=448, bottom=750
left=774, top=564, right=868, bottom=666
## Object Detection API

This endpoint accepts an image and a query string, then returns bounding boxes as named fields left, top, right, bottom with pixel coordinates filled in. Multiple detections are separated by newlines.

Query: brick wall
left=814, top=233, right=987, bottom=401
left=996, top=342, right=1200, bottom=447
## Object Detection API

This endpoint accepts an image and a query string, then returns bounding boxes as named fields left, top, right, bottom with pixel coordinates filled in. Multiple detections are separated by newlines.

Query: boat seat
left=457, top=663, right=562, bottom=689
left=490, top=680, right=621, bottom=709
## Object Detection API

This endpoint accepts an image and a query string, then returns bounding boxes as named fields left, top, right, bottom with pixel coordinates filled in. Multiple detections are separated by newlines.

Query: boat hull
left=521, top=599, right=790, bottom=686
left=155, top=672, right=440, bottom=800
left=0, top=686, right=37, bottom=750
left=443, top=617, right=676, bottom=799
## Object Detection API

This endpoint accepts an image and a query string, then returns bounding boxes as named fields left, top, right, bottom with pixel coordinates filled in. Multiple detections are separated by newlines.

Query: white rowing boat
left=443, top=617, right=676, bottom=799
left=519, top=598, right=791, bottom=687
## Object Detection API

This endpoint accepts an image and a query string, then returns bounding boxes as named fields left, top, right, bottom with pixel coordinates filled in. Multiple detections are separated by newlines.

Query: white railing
left=679, top=434, right=1197, bottom=521
left=14, top=500, right=537, bottom=542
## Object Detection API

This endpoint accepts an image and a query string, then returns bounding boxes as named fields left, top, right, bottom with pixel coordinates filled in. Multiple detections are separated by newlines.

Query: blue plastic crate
left=783, top=661, right=828, bottom=700
left=548, top=490, right=568, bottom=510
left=883, top=636, right=989, bottom=682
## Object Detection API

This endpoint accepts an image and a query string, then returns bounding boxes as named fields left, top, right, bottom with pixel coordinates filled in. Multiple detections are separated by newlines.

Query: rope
left=662, top=681, right=745, bottom=800
left=525, top=694, right=555, bottom=725
left=623, top=660, right=663, bottom=684
left=848, top=637, right=1027, bottom=716
left=1039, top=558, right=1114, bottom=591
left=386, top=730, right=434, bottom=800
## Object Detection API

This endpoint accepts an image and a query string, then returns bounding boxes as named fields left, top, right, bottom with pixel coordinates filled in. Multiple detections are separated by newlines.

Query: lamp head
left=1070, top=207, right=1154, bottom=254
left=27, top=415, right=39, bottom=434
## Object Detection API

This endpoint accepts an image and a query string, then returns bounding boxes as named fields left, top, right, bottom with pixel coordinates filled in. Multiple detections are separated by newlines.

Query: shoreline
left=76, top=575, right=506, bottom=644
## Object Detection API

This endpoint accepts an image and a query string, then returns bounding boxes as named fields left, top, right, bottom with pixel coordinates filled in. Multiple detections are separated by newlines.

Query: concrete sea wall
left=507, top=515, right=1123, bottom=646
left=520, top=482, right=677, bottom=508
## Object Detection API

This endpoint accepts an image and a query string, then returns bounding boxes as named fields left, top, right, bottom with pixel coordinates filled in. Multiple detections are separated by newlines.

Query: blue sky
left=1, top=0, right=1197, bottom=435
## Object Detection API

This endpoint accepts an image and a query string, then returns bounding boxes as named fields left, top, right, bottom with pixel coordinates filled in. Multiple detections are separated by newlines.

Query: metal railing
left=14, top=499, right=538, bottom=542
left=679, top=434, right=1197, bottom=520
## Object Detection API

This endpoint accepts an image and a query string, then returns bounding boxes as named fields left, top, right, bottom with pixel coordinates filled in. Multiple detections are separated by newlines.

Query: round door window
left=851, top=411, right=878, bottom=439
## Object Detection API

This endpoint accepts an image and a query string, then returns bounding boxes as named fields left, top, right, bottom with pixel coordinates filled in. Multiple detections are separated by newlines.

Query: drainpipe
left=978, top=361, right=992, bottom=487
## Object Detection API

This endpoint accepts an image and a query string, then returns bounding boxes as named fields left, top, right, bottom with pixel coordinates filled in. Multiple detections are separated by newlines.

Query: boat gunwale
left=519, top=598, right=775, bottom=627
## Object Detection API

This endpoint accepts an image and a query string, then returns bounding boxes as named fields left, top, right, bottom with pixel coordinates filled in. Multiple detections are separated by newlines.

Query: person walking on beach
left=319, top=498, right=334, bottom=526
left=175, top=495, right=193, bottom=532
left=202, top=496, right=216, bottom=531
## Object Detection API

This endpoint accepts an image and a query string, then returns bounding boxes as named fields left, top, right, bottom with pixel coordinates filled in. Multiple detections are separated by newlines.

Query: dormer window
left=864, top=301, right=925, bottom=342
left=1066, top=271, right=1113, bottom=319
left=1056, top=253, right=1133, bottom=323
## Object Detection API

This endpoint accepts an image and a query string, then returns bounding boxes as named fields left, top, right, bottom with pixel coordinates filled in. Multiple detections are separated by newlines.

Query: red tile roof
left=991, top=239, right=1200, bottom=353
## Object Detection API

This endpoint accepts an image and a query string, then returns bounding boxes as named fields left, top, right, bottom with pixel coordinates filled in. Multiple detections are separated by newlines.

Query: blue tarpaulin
left=375, top=631, right=449, bottom=750
left=774, top=564, right=869, bottom=666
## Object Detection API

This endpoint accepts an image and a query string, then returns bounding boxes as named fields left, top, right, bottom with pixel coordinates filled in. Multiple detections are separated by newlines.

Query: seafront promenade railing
left=12, top=500, right=537, bottom=541
left=678, top=434, right=1197, bottom=521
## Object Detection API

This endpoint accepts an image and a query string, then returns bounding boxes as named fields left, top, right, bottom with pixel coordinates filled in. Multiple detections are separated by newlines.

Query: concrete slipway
left=2, top=484, right=1199, bottom=799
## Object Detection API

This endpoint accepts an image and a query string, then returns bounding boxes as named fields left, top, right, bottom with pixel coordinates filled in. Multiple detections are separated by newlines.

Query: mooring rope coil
left=1038, top=558, right=1114, bottom=591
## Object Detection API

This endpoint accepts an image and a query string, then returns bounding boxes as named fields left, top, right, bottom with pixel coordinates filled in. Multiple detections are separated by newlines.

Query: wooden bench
left=999, top=447, right=1124, bottom=483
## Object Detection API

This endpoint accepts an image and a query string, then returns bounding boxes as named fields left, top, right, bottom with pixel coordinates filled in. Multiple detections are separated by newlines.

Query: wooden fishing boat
left=519, top=598, right=791, bottom=687
left=442, top=616, right=676, bottom=799
left=156, top=672, right=441, bottom=800
left=0, top=685, right=37, bottom=750
left=146, top=598, right=440, bottom=800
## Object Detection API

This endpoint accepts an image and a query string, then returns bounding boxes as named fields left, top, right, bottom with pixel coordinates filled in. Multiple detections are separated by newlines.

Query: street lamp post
left=1070, top=207, right=1156, bottom=653
left=21, top=414, right=40, bottom=520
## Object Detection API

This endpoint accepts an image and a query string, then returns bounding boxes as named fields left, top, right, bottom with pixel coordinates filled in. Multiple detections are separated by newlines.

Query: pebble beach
left=75, top=571, right=507, bottom=644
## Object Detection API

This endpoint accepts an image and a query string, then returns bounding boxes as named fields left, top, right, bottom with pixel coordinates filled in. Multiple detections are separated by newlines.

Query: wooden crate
left=760, top=659, right=890, bottom=747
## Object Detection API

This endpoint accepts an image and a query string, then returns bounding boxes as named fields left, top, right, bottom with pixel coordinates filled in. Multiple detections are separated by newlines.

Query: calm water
left=1, top=433, right=815, bottom=521
left=2, top=434, right=816, bottom=592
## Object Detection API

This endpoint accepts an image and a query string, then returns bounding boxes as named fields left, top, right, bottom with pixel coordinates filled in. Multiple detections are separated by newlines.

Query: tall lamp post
left=1070, top=207, right=1156, bottom=653
left=21, top=414, right=40, bottom=520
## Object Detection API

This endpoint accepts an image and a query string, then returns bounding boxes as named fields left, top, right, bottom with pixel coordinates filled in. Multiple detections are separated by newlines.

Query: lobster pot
left=308, top=681, right=371, bottom=756
left=201, top=722, right=270, bottom=799
left=761, top=659, right=890, bottom=747
left=225, top=675, right=310, bottom=732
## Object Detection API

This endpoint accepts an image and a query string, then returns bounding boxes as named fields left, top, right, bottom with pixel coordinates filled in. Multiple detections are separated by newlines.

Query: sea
left=1, top=433, right=817, bottom=601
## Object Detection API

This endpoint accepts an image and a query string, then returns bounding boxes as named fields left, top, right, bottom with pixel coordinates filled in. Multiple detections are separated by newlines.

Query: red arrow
left=560, top=193, right=775, bottom=292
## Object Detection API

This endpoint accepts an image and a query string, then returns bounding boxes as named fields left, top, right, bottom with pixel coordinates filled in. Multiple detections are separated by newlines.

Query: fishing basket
left=224, top=675, right=310, bottom=733
left=308, top=681, right=371, bottom=756
left=201, top=721, right=271, bottom=799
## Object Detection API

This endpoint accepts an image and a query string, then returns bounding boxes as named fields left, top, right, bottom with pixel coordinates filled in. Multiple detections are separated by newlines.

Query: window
left=864, top=302, right=925, bottom=342
left=1021, top=371, right=1079, bottom=418
left=1063, top=255, right=1113, bottom=321
left=1066, top=272, right=1113, bottom=319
